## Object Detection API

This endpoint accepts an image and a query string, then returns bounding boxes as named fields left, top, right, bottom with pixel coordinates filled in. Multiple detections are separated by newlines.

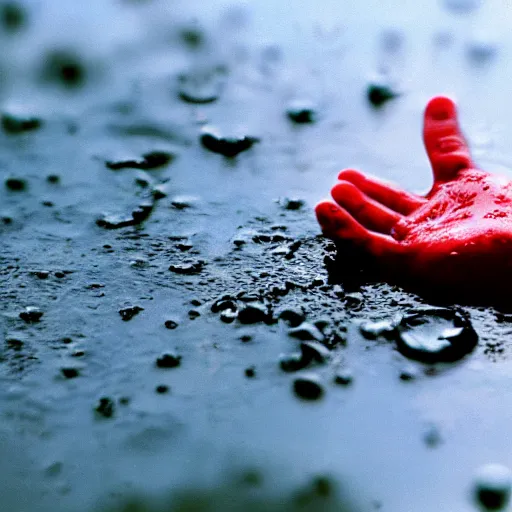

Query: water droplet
left=168, top=260, right=205, bottom=275
left=155, top=353, right=182, bottom=369
left=170, top=195, right=199, bottom=210
left=220, top=309, right=238, bottom=323
left=443, top=0, right=481, bottom=14
left=423, top=425, right=442, bottom=448
left=34, top=271, right=50, bottom=279
left=244, top=366, right=256, bottom=378
left=5, top=176, right=27, bottom=191
left=61, top=368, right=80, bottom=379
left=280, top=353, right=306, bottom=372
left=118, top=305, right=144, bottom=321
left=399, top=365, right=419, bottom=381
left=281, top=197, right=306, bottom=210
left=46, top=174, right=60, bottom=184
left=106, top=151, right=173, bottom=170
left=259, top=44, right=282, bottom=76
left=334, top=368, right=353, bottom=386
left=360, top=319, right=395, bottom=339
left=164, top=320, right=178, bottom=330
left=152, top=183, right=169, bottom=200
left=130, top=257, right=148, bottom=268
left=1, top=107, right=41, bottom=133
left=393, top=307, right=478, bottom=363
left=44, top=461, right=63, bottom=478
left=293, top=374, right=324, bottom=401
left=313, top=318, right=330, bottom=331
left=300, top=341, right=330, bottom=364
left=188, top=309, right=200, bottom=320
left=474, top=463, right=512, bottom=511
left=211, top=296, right=237, bottom=313
left=380, top=28, right=404, bottom=54
left=238, top=302, right=271, bottom=324
left=19, top=306, right=43, bottom=323
left=0, top=2, right=26, bottom=32
left=200, top=125, right=259, bottom=158
left=277, top=307, right=305, bottom=327
left=467, top=37, right=498, bottom=65
left=286, top=100, right=318, bottom=124
left=177, top=65, right=227, bottom=104
left=6, top=337, right=23, bottom=349
left=367, top=81, right=398, bottom=108
left=96, top=202, right=154, bottom=229
left=178, top=25, right=204, bottom=50
left=288, top=322, right=325, bottom=342
left=346, top=292, right=364, bottom=307
left=41, top=49, right=87, bottom=88
left=95, top=397, right=115, bottom=419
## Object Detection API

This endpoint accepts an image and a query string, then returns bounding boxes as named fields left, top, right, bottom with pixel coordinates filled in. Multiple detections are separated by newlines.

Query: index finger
left=337, top=169, right=426, bottom=215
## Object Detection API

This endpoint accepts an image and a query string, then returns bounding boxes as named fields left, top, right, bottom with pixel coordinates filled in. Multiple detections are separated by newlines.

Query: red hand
left=316, top=96, right=512, bottom=302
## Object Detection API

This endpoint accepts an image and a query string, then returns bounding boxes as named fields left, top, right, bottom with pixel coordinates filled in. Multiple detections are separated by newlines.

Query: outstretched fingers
left=423, top=96, right=474, bottom=184
left=315, top=200, right=405, bottom=259
left=331, top=180, right=403, bottom=234
left=337, top=169, right=426, bottom=215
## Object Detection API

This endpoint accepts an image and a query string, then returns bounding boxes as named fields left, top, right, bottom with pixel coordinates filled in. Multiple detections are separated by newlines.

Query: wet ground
left=3, top=0, right=512, bottom=511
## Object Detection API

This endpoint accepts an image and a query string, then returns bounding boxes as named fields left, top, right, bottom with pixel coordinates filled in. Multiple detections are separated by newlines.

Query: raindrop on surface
left=442, top=0, right=482, bottom=14
left=1, top=106, right=42, bottom=133
left=105, top=151, right=173, bottom=171
left=96, top=202, right=154, bottom=229
left=42, top=49, right=87, bottom=88
left=19, top=306, right=44, bottom=323
left=380, top=28, right=404, bottom=55
left=367, top=80, right=399, bottom=108
left=164, top=320, right=178, bottom=330
left=177, top=66, right=227, bottom=105
left=293, top=374, right=324, bottom=401
left=168, top=260, right=205, bottom=275
left=288, top=322, right=325, bottom=342
left=360, top=319, right=395, bottom=340
left=0, top=2, right=26, bottom=32
left=473, top=463, right=512, bottom=511
left=95, top=397, right=115, bottom=419
left=286, top=99, right=318, bottom=124
left=466, top=37, right=498, bottom=65
left=155, top=353, right=182, bottom=369
left=277, top=307, right=305, bottom=327
left=118, top=305, right=144, bottom=321
left=238, top=302, right=271, bottom=324
left=393, top=307, right=478, bottom=363
left=333, top=368, right=353, bottom=386
left=200, top=125, right=259, bottom=158
left=280, top=353, right=306, bottom=373
left=5, top=176, right=27, bottom=191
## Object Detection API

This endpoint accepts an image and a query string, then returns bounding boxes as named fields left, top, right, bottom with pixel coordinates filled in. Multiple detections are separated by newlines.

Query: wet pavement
left=3, top=0, right=512, bottom=511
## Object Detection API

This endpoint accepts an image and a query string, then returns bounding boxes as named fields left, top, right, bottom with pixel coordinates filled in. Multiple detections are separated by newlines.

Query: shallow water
left=3, top=1, right=512, bottom=511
